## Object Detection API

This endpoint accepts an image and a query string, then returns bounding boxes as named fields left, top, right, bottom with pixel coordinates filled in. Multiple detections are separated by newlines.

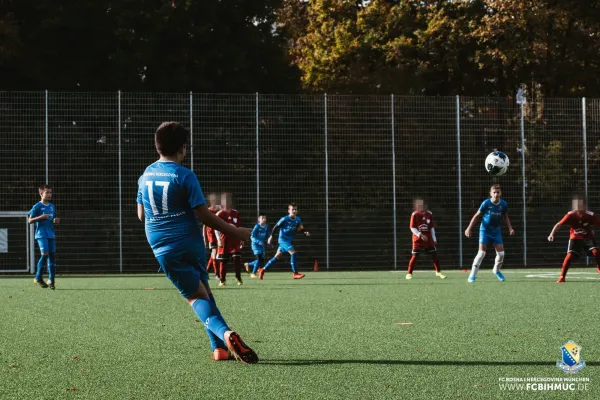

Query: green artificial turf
left=0, top=269, right=598, bottom=399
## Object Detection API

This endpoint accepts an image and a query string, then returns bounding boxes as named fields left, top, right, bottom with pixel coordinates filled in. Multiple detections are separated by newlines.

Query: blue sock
left=248, top=260, right=258, bottom=270
left=192, top=297, right=231, bottom=345
left=36, top=255, right=48, bottom=281
left=204, top=294, right=228, bottom=351
left=48, top=253, right=56, bottom=281
left=263, top=257, right=278, bottom=270
left=290, top=253, right=297, bottom=273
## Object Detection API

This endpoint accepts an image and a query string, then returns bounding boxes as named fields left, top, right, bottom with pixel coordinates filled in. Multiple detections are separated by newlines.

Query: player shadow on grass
left=260, top=360, right=600, bottom=367
left=56, top=286, right=303, bottom=291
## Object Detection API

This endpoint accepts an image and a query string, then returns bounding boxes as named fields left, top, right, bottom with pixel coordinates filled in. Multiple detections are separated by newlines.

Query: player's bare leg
left=492, top=244, right=505, bottom=281
left=469, top=244, right=487, bottom=282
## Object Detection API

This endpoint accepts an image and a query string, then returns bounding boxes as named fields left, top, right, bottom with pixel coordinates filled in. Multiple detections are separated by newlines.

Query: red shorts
left=217, top=238, right=241, bottom=260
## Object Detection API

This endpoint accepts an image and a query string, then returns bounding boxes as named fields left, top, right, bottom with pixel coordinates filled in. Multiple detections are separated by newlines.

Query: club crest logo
left=556, top=341, right=586, bottom=374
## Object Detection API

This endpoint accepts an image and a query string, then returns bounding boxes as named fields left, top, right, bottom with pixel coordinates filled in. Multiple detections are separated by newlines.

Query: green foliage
left=284, top=0, right=600, bottom=96
left=527, top=140, right=571, bottom=203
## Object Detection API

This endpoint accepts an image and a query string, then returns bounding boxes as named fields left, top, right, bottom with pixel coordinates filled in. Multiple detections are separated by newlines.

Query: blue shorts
left=278, top=241, right=294, bottom=253
left=479, top=228, right=503, bottom=245
left=252, top=244, right=266, bottom=257
left=36, top=238, right=56, bottom=254
left=156, top=244, right=208, bottom=298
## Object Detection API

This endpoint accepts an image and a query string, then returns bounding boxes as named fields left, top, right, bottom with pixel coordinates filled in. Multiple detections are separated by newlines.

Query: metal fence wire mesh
left=0, top=92, right=598, bottom=273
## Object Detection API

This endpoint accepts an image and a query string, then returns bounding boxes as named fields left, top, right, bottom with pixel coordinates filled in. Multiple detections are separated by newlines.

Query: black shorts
left=216, top=252, right=241, bottom=261
left=567, top=239, right=597, bottom=257
left=208, top=242, right=218, bottom=250
left=411, top=246, right=437, bottom=255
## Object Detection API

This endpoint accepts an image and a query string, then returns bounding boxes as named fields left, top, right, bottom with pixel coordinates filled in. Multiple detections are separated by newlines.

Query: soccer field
left=1, top=270, right=598, bottom=400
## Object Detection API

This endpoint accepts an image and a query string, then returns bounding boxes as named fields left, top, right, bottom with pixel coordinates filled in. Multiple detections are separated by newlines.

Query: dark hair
left=155, top=122, right=189, bottom=156
left=288, top=202, right=297, bottom=208
left=258, top=212, right=266, bottom=217
left=490, top=184, right=501, bottom=192
left=572, top=194, right=586, bottom=202
left=39, top=184, right=52, bottom=191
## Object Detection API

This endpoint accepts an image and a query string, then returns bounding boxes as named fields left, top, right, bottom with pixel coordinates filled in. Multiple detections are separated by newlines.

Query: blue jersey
left=479, top=199, right=508, bottom=230
left=275, top=216, right=303, bottom=243
left=137, top=161, right=206, bottom=257
left=251, top=224, right=270, bottom=247
left=28, top=202, right=56, bottom=239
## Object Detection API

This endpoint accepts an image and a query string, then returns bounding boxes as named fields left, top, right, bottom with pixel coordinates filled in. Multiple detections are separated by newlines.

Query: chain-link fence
left=0, top=92, right=597, bottom=273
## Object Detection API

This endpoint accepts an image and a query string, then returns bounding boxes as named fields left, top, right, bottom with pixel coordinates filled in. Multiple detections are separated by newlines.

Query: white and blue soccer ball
left=485, top=151, right=509, bottom=176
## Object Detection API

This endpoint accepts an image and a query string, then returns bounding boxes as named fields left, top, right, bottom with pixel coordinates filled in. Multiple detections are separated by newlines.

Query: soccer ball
left=485, top=151, right=509, bottom=176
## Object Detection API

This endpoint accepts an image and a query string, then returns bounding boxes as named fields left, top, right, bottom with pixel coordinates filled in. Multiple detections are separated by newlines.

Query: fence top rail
left=0, top=91, right=597, bottom=101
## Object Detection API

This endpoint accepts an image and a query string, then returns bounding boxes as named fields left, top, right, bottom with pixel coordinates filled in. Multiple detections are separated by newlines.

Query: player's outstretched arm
left=548, top=222, right=562, bottom=242
left=464, top=211, right=482, bottom=237
left=504, top=213, right=515, bottom=236
left=195, top=205, right=250, bottom=241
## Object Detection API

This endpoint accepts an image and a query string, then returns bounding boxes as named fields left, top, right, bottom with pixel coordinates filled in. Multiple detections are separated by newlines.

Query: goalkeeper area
left=1, top=270, right=598, bottom=399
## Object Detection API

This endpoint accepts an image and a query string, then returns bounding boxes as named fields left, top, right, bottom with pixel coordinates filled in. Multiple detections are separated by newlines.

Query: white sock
left=470, top=250, right=486, bottom=277
left=493, top=251, right=505, bottom=273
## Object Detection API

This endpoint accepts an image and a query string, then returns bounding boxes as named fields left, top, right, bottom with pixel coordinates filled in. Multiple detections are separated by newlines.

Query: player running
left=548, top=195, right=600, bottom=283
left=29, top=184, right=60, bottom=290
left=215, top=193, right=244, bottom=286
left=203, top=193, right=220, bottom=279
left=464, top=184, right=515, bottom=283
left=244, top=213, right=270, bottom=278
left=137, top=122, right=257, bottom=363
left=259, top=203, right=310, bottom=280
left=406, top=198, right=446, bottom=280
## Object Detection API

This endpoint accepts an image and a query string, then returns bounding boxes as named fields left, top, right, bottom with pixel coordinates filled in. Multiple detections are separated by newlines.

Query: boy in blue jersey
left=137, top=122, right=257, bottom=363
left=244, top=213, right=270, bottom=278
left=465, top=184, right=515, bottom=282
left=259, top=203, right=310, bottom=280
left=29, top=184, right=60, bottom=290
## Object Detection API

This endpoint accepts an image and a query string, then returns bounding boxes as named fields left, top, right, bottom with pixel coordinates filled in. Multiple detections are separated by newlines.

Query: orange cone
left=313, top=260, right=319, bottom=272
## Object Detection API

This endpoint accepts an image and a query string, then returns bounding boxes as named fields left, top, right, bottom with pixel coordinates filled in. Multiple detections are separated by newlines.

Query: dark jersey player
left=215, top=193, right=244, bottom=286
left=548, top=195, right=600, bottom=283
left=137, top=122, right=257, bottom=363
left=406, top=198, right=445, bottom=280
left=203, top=193, right=220, bottom=279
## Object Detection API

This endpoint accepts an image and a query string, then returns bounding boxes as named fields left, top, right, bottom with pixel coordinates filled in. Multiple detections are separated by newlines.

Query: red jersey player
left=203, top=193, right=220, bottom=279
left=215, top=192, right=244, bottom=286
left=406, top=198, right=446, bottom=280
left=548, top=195, right=600, bottom=283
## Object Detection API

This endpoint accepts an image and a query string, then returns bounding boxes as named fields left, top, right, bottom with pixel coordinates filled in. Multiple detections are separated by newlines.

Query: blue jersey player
left=136, top=122, right=257, bottom=363
left=244, top=213, right=270, bottom=277
left=465, top=184, right=515, bottom=283
left=29, top=184, right=60, bottom=290
left=259, top=203, right=310, bottom=280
